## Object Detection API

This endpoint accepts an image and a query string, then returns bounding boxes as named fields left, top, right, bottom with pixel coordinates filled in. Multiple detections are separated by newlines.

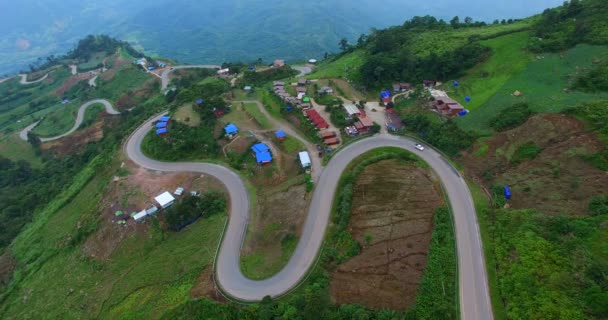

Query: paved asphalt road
left=292, top=65, right=312, bottom=78
left=125, top=112, right=493, bottom=320
left=19, top=99, right=120, bottom=142
left=160, top=65, right=221, bottom=90
left=19, top=73, right=49, bottom=84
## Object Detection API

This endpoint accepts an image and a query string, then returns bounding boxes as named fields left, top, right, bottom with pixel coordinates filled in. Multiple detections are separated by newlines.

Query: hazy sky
left=0, top=0, right=565, bottom=75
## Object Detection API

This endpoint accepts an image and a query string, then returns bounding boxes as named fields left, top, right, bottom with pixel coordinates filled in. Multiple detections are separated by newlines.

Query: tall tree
left=450, top=16, right=460, bottom=28
left=338, top=38, right=350, bottom=52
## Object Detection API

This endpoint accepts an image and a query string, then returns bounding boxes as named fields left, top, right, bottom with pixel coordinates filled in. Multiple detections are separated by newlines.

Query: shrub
left=589, top=195, right=608, bottom=216
left=510, top=142, right=542, bottom=164
left=164, top=193, right=226, bottom=231
left=490, top=102, right=533, bottom=131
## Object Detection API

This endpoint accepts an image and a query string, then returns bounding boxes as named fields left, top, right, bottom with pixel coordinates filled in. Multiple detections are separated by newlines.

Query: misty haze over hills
left=1, top=0, right=563, bottom=75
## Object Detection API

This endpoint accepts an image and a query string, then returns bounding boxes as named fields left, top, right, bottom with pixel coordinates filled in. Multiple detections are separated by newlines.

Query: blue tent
left=249, top=65, right=255, bottom=71
left=255, top=151, right=272, bottom=163
left=156, top=122, right=168, bottom=128
left=458, top=110, right=468, bottom=116
left=196, top=99, right=204, bottom=105
left=454, top=80, right=459, bottom=87
left=251, top=143, right=270, bottom=154
left=285, top=106, right=293, bottom=112
left=380, top=90, right=391, bottom=98
left=504, top=186, right=512, bottom=200
left=156, top=128, right=167, bottom=135
left=465, top=96, right=471, bottom=103
left=224, top=123, right=238, bottom=135
left=275, top=130, right=286, bottom=139
left=160, top=116, right=171, bottom=122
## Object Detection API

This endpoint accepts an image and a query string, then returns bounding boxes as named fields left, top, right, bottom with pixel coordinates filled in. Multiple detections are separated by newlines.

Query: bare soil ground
left=41, top=117, right=106, bottom=155
left=82, top=159, right=226, bottom=260
left=462, top=113, right=608, bottom=216
left=100, top=57, right=130, bottom=82
left=54, top=72, right=96, bottom=97
left=0, top=250, right=17, bottom=291
left=330, top=160, right=444, bottom=310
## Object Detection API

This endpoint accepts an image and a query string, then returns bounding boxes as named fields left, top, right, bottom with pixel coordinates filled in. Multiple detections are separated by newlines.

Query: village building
left=385, top=110, right=404, bottom=131
left=155, top=122, right=167, bottom=129
left=343, top=104, right=360, bottom=117
left=156, top=128, right=168, bottom=136
left=297, top=79, right=307, bottom=86
left=273, top=59, right=285, bottom=68
left=393, top=82, right=411, bottom=92
left=318, top=86, right=334, bottom=95
left=134, top=210, right=148, bottom=223
left=298, top=151, right=311, bottom=168
left=155, top=192, right=176, bottom=209
left=251, top=143, right=273, bottom=164
left=275, top=130, right=286, bottom=140
left=433, top=98, right=465, bottom=117
left=224, top=123, right=239, bottom=138
left=295, top=86, right=307, bottom=94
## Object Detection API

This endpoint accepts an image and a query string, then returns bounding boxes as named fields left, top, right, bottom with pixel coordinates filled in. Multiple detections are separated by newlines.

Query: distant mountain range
left=1, top=0, right=563, bottom=75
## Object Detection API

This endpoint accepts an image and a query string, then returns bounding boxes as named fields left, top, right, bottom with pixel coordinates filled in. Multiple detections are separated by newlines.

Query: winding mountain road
left=125, top=113, right=493, bottom=320
left=19, top=73, right=49, bottom=85
left=19, top=99, right=120, bottom=142
left=160, top=65, right=221, bottom=90
left=292, top=65, right=313, bottom=78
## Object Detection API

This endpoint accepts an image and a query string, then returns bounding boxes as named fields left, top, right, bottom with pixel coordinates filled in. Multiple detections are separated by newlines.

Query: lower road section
left=125, top=114, right=493, bottom=320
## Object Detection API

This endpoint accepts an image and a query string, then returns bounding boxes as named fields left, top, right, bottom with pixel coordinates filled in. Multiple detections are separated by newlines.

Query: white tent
left=155, top=191, right=176, bottom=209
left=299, top=151, right=311, bottom=168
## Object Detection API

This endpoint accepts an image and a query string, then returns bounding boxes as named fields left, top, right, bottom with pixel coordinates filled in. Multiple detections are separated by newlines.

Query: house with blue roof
left=156, top=122, right=168, bottom=128
left=160, top=116, right=171, bottom=122
left=224, top=123, right=239, bottom=138
left=275, top=130, right=286, bottom=140
left=251, top=142, right=272, bottom=164
left=156, top=128, right=168, bottom=136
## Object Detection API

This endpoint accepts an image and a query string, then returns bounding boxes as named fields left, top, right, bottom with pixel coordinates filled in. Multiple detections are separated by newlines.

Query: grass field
left=0, top=157, right=227, bottom=319
left=0, top=134, right=42, bottom=167
left=31, top=100, right=84, bottom=137
left=243, top=102, right=271, bottom=129
left=78, top=51, right=106, bottom=71
left=447, top=31, right=532, bottom=111
left=307, top=50, right=365, bottom=80
left=97, top=65, right=152, bottom=101
left=174, top=104, right=201, bottom=127
left=460, top=44, right=608, bottom=133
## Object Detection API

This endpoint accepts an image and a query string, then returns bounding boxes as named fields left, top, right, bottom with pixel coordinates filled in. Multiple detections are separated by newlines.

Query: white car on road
left=415, top=143, right=425, bottom=151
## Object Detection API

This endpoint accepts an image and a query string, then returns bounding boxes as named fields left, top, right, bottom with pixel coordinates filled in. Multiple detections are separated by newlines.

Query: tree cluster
left=242, top=66, right=298, bottom=86
left=489, top=102, right=534, bottom=131
left=164, top=193, right=226, bottom=231
left=401, top=115, right=476, bottom=157
left=529, top=0, right=608, bottom=52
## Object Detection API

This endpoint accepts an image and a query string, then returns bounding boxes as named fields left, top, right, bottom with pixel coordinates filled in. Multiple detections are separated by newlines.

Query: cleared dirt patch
left=330, top=160, right=444, bottom=310
left=462, top=113, right=608, bottom=216
left=82, top=160, right=226, bottom=260
left=0, top=250, right=17, bottom=290
left=41, top=118, right=106, bottom=155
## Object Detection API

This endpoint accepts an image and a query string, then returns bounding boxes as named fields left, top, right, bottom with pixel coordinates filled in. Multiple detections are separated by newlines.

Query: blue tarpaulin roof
left=251, top=143, right=270, bottom=154
left=160, top=116, right=171, bottom=122
left=255, top=152, right=272, bottom=163
left=458, top=110, right=468, bottom=116
left=275, top=130, right=286, bottom=138
left=224, top=123, right=238, bottom=134
left=504, top=186, right=512, bottom=200
left=156, top=122, right=168, bottom=128
left=156, top=128, right=167, bottom=135
left=381, top=90, right=391, bottom=98
left=196, top=99, right=203, bottom=104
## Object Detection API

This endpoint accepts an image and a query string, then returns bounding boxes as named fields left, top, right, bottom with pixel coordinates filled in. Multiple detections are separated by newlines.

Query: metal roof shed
left=156, top=122, right=167, bottom=128
left=134, top=210, right=148, bottom=223
left=155, top=192, right=176, bottom=209
left=160, top=116, right=171, bottom=122
left=275, top=130, right=286, bottom=140
left=224, top=123, right=238, bottom=135
left=298, top=151, right=311, bottom=168
left=344, top=104, right=360, bottom=116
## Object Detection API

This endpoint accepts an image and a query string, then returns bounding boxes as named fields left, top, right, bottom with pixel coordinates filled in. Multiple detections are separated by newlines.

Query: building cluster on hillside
left=135, top=58, right=169, bottom=71
left=429, top=89, right=466, bottom=117
left=343, top=103, right=375, bottom=136
left=273, top=81, right=312, bottom=110
left=155, top=116, right=171, bottom=136
left=319, top=130, right=339, bottom=146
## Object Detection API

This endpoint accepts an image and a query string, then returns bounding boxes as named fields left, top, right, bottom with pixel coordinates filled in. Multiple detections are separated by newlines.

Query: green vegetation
left=588, top=195, right=608, bottom=216
left=567, top=101, right=608, bottom=170
left=460, top=44, right=608, bottom=132
left=96, top=65, right=154, bottom=101
left=402, top=114, right=476, bottom=157
left=241, top=234, right=298, bottom=281
left=242, top=67, right=297, bottom=86
left=572, top=60, right=608, bottom=92
left=308, top=50, right=365, bottom=80
left=243, top=102, right=270, bottom=129
left=510, top=142, right=542, bottom=164
left=484, top=208, right=608, bottom=319
left=449, top=31, right=532, bottom=111
left=489, top=102, right=534, bottom=132
left=30, top=100, right=83, bottom=137
left=529, top=0, right=608, bottom=52
left=165, top=193, right=226, bottom=231
left=142, top=121, right=220, bottom=161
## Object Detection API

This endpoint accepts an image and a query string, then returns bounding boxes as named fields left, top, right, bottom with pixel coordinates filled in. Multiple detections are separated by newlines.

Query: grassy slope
left=31, top=101, right=106, bottom=137
left=460, top=44, right=608, bottom=133
left=243, top=102, right=271, bottom=129
left=97, top=65, right=152, bottom=102
left=448, top=31, right=532, bottom=111
left=0, top=158, right=227, bottom=319
left=0, top=134, right=42, bottom=167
